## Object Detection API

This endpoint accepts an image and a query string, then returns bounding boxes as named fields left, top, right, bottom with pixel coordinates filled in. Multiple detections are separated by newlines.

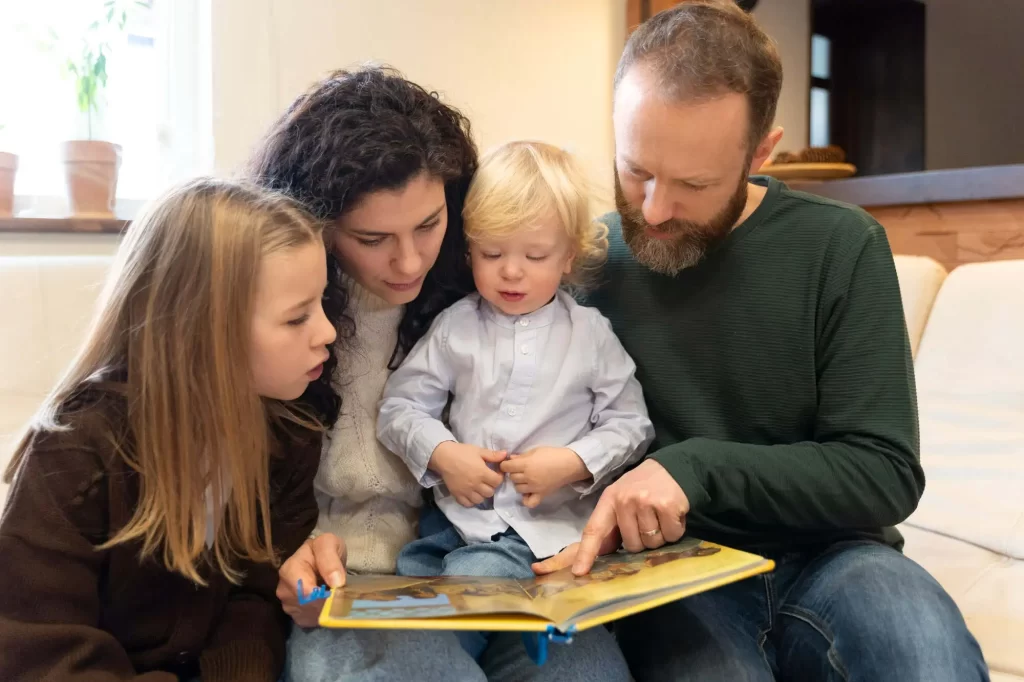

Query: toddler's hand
left=500, top=446, right=590, bottom=508
left=429, top=441, right=506, bottom=507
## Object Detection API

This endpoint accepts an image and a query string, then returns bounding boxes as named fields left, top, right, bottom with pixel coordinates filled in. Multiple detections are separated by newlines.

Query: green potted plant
left=59, top=1, right=143, bottom=217
left=0, top=124, right=16, bottom=218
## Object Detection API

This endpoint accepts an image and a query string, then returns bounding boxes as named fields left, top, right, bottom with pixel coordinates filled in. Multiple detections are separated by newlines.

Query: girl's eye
left=481, top=252, right=501, bottom=260
left=526, top=254, right=549, bottom=262
left=287, top=315, right=310, bottom=326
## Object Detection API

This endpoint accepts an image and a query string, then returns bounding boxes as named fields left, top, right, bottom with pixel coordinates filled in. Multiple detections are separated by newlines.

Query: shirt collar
left=480, top=291, right=561, bottom=329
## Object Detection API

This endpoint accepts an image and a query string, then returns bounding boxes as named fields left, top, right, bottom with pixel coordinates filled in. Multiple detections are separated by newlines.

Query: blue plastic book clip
left=521, top=625, right=577, bottom=666
left=296, top=579, right=330, bottom=605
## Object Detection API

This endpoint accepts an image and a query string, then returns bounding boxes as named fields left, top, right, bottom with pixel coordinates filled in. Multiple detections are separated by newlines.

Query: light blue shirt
left=377, top=290, right=654, bottom=559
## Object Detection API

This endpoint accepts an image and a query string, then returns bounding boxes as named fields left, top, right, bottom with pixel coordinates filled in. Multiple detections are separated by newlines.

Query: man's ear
left=749, top=126, right=784, bottom=174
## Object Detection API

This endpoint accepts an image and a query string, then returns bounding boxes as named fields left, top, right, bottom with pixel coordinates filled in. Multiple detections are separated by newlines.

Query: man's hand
left=572, top=459, right=689, bottom=576
left=531, top=528, right=622, bottom=575
left=500, top=446, right=590, bottom=508
left=276, top=533, right=347, bottom=627
left=429, top=441, right=506, bottom=507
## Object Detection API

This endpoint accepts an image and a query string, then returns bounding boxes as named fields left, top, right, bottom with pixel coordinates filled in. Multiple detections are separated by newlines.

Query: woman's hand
left=276, top=533, right=347, bottom=627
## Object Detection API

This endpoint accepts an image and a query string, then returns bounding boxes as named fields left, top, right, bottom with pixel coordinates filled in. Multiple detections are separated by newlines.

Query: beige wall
left=212, top=0, right=627, bottom=207
left=2, top=0, right=813, bottom=255
left=752, top=0, right=810, bottom=156
left=926, top=0, right=1024, bottom=170
left=211, top=0, right=812, bottom=185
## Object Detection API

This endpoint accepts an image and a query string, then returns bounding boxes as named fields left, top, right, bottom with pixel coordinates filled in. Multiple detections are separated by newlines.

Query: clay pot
left=0, top=151, right=17, bottom=218
left=61, top=140, right=122, bottom=217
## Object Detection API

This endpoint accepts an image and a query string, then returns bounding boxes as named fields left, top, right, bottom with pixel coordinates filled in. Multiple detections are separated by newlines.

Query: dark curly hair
left=244, top=66, right=478, bottom=428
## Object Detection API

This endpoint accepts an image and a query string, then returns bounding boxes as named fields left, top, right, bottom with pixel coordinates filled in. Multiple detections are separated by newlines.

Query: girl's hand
left=430, top=441, right=506, bottom=507
left=501, top=447, right=590, bottom=508
left=276, top=533, right=347, bottom=627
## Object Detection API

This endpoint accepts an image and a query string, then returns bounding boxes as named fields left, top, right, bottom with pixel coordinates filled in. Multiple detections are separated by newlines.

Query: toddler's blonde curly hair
left=463, top=140, right=608, bottom=289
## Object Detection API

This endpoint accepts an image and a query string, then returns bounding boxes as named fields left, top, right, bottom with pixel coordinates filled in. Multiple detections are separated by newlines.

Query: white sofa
left=0, top=255, right=112, bottom=502
left=894, top=256, right=1024, bottom=682
left=0, top=253, right=1020, bottom=678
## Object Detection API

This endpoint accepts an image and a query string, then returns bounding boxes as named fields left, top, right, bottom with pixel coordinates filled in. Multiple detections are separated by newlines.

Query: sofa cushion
left=0, top=256, right=112, bottom=507
left=901, top=525, right=1024, bottom=680
left=905, top=260, right=1024, bottom=561
left=892, top=255, right=947, bottom=357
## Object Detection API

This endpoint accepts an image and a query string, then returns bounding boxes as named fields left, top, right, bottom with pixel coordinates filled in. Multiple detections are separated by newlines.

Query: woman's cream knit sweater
left=313, top=282, right=423, bottom=574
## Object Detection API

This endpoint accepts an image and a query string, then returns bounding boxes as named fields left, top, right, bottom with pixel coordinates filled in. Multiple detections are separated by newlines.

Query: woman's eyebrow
left=347, top=204, right=446, bottom=237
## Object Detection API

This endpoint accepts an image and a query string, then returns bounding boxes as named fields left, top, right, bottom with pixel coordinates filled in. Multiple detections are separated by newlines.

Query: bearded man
left=533, top=2, right=989, bottom=680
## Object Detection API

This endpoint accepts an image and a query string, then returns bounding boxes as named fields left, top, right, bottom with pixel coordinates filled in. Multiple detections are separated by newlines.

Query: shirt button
left=520, top=345, right=530, bottom=355
left=519, top=318, right=529, bottom=327
left=506, top=406, right=517, bottom=416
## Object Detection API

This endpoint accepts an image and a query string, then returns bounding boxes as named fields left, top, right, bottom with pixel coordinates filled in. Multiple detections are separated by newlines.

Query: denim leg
left=615, top=573, right=776, bottom=682
left=440, top=531, right=538, bottom=660
left=774, top=541, right=990, bottom=682
left=283, top=623, right=486, bottom=682
left=481, top=627, right=631, bottom=682
left=395, top=524, right=464, bottom=578
left=441, top=531, right=538, bottom=579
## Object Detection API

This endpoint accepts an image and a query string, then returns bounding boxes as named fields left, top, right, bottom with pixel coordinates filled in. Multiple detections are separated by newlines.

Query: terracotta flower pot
left=0, top=151, right=17, bottom=218
left=61, top=140, right=122, bottom=218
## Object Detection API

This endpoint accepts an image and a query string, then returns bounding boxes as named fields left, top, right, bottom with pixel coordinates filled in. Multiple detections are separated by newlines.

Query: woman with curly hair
left=246, top=66, right=629, bottom=681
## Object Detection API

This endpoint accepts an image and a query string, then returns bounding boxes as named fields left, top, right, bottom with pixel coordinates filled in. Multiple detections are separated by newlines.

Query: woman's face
left=331, top=173, right=448, bottom=305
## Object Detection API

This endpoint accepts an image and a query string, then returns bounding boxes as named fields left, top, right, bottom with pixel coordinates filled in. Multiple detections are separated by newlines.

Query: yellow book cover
left=316, top=538, right=773, bottom=636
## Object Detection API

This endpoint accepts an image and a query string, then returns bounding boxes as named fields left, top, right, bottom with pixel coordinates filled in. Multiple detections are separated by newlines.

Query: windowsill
left=9, top=194, right=147, bottom=222
left=0, top=217, right=128, bottom=234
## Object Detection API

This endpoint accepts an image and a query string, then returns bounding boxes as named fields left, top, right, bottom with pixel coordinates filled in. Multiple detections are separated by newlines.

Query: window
left=0, top=0, right=211, bottom=217
left=810, top=33, right=832, bottom=148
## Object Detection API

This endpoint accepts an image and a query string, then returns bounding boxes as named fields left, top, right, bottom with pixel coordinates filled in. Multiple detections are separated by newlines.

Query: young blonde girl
left=376, top=141, right=654, bottom=664
left=0, top=178, right=336, bottom=682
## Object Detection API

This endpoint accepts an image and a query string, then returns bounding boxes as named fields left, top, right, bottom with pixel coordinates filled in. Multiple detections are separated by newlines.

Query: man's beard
left=615, top=173, right=749, bottom=276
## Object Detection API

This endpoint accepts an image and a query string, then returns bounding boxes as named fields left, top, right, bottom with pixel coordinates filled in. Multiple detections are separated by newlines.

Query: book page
left=322, top=574, right=552, bottom=630
left=318, top=539, right=773, bottom=632
left=527, top=538, right=768, bottom=625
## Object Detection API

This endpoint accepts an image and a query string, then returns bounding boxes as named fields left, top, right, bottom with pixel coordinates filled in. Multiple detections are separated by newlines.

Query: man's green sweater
left=589, top=177, right=924, bottom=553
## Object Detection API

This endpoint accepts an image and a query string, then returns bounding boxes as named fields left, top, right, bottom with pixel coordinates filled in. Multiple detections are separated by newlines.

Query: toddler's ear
left=563, top=249, right=576, bottom=275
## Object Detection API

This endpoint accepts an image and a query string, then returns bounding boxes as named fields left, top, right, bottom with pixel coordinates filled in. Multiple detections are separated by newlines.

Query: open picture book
left=312, top=538, right=773, bottom=645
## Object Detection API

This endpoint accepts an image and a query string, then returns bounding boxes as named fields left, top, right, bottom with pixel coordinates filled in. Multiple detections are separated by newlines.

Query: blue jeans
left=284, top=505, right=630, bottom=682
left=614, top=540, right=989, bottom=681
left=396, top=517, right=542, bottom=659
left=285, top=625, right=629, bottom=682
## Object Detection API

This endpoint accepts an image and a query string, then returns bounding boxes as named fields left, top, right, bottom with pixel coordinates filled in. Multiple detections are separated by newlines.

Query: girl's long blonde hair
left=4, top=177, right=324, bottom=584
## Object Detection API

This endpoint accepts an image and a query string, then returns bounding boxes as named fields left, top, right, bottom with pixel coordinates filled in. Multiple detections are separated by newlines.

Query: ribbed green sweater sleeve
left=650, top=224, right=924, bottom=530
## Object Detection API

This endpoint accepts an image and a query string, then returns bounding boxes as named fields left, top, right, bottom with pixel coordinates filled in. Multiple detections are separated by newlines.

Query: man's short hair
left=615, top=0, right=783, bottom=152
